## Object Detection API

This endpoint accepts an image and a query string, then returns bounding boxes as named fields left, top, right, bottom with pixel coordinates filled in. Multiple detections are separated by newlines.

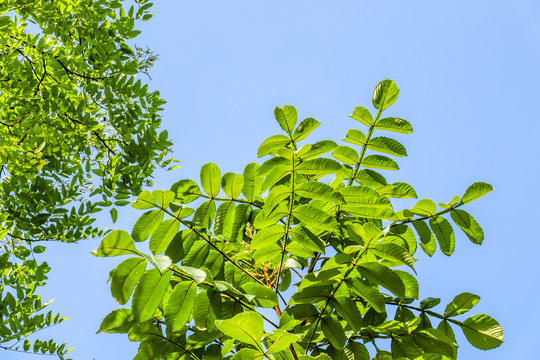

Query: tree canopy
left=0, top=0, right=173, bottom=357
left=95, top=79, right=503, bottom=359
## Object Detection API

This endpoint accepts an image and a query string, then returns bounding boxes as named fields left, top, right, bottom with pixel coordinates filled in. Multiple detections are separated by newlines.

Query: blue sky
left=7, top=1, right=540, bottom=359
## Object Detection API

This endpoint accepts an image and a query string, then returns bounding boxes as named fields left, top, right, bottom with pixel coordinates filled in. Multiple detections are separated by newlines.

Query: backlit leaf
left=444, top=292, right=480, bottom=317
left=321, top=315, right=347, bottom=349
left=132, top=210, right=164, bottom=242
left=450, top=209, right=484, bottom=244
left=429, top=216, right=455, bottom=256
left=216, top=311, right=264, bottom=349
left=361, top=155, right=399, bottom=170
left=275, top=105, right=298, bottom=136
left=374, top=117, right=413, bottom=134
left=349, top=106, right=373, bottom=126
left=332, top=146, right=360, bottom=165
left=367, top=137, right=407, bottom=157
left=200, top=162, right=221, bottom=197
left=111, top=257, right=147, bottom=304
left=461, top=182, right=493, bottom=204
left=132, top=268, right=172, bottom=322
left=461, top=314, right=503, bottom=350
left=257, top=134, right=290, bottom=157
left=372, top=79, right=400, bottom=110
left=293, top=117, right=320, bottom=142
left=165, top=280, right=197, bottom=334
left=293, top=204, right=339, bottom=232
left=93, top=230, right=139, bottom=257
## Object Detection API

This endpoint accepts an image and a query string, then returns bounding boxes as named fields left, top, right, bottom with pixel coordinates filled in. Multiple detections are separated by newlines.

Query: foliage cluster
left=95, top=80, right=503, bottom=359
left=0, top=0, right=173, bottom=357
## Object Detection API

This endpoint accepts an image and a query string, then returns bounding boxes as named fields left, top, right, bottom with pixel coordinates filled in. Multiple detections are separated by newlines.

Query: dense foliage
left=96, top=80, right=503, bottom=359
left=0, top=0, right=173, bottom=357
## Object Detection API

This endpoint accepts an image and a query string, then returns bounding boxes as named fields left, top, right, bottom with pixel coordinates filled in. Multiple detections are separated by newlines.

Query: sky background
left=7, top=0, right=540, bottom=359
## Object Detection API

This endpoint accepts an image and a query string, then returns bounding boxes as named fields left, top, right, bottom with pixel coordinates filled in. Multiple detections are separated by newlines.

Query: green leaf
left=92, top=230, right=138, bottom=257
left=98, top=308, right=134, bottom=334
left=450, top=209, right=484, bottom=244
left=152, top=190, right=175, bottom=208
left=132, top=210, right=164, bottom=242
left=171, top=179, right=201, bottom=203
left=353, top=169, right=387, bottom=188
left=349, top=106, right=373, bottom=126
left=301, top=140, right=338, bottom=159
left=413, top=221, right=437, bottom=256
left=412, top=329, right=454, bottom=357
left=251, top=224, right=285, bottom=249
left=356, top=262, right=406, bottom=299
left=332, top=296, right=363, bottom=332
left=132, top=191, right=157, bottom=209
left=429, top=216, right=455, bottom=256
left=257, top=134, right=290, bottom=157
left=321, top=315, right=347, bottom=349
left=340, top=206, right=396, bottom=221
left=420, top=297, right=441, bottom=309
left=293, top=117, right=320, bottom=141
left=222, top=172, right=244, bottom=198
left=393, top=270, right=419, bottom=299
left=411, top=199, right=436, bottom=217
left=384, top=182, right=417, bottom=199
left=372, top=79, right=400, bottom=110
left=444, top=292, right=480, bottom=317
left=266, top=329, right=301, bottom=354
left=141, top=254, right=172, bottom=273
left=374, top=117, right=413, bottom=134
left=261, top=164, right=291, bottom=192
left=200, top=162, right=221, bottom=197
left=242, top=162, right=262, bottom=202
left=292, top=204, right=339, bottom=232
left=216, top=311, right=264, bottom=349
left=240, top=282, right=279, bottom=308
left=132, top=268, right=172, bottom=322
left=232, top=348, right=264, bottom=360
left=296, top=182, right=345, bottom=204
left=275, top=105, right=298, bottom=136
left=296, top=158, right=345, bottom=175
left=149, top=218, right=180, bottom=255
left=461, top=314, right=503, bottom=350
left=332, top=146, right=360, bottom=165
left=461, top=182, right=493, bottom=204
left=367, top=137, right=407, bottom=157
left=289, top=226, right=325, bottom=253
left=194, top=289, right=221, bottom=331
left=343, top=129, right=367, bottom=146
left=290, top=283, right=333, bottom=304
left=111, top=257, right=147, bottom=304
left=361, top=155, right=399, bottom=170
left=369, top=243, right=416, bottom=270
left=165, top=280, right=197, bottom=334
left=345, top=277, right=385, bottom=313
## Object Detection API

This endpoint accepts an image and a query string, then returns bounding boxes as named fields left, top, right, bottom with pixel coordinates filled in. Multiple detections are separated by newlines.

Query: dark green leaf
left=321, top=315, right=346, bottom=349
left=429, top=216, right=455, bottom=256
left=450, top=209, right=484, bottom=244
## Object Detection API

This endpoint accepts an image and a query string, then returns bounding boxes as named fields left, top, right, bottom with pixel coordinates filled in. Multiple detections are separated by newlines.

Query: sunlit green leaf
left=216, top=311, right=264, bottom=349
left=132, top=210, right=164, bottom=242
left=450, top=209, right=484, bottom=244
left=429, top=216, right=455, bottom=256
left=372, top=79, right=400, bottom=110
left=165, top=280, right=197, bottom=334
left=93, top=230, right=139, bottom=257
left=461, top=182, right=493, bottom=204
left=200, top=162, right=221, bottom=197
left=275, top=105, right=298, bottom=136
left=444, top=292, right=480, bottom=317
left=132, top=268, right=172, bottom=322
left=293, top=117, right=320, bottom=142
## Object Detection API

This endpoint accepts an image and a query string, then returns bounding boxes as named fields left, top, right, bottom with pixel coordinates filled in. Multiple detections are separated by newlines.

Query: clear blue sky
left=8, top=1, right=540, bottom=359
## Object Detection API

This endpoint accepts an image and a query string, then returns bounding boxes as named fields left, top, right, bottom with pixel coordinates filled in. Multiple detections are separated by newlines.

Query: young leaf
left=92, top=230, right=138, bottom=257
left=450, top=209, right=484, bottom=244
left=461, top=182, right=493, bottom=204
left=349, top=106, right=373, bottom=126
left=411, top=199, right=436, bottom=217
left=444, top=292, right=480, bottom=317
left=132, top=268, right=172, bottom=322
left=372, top=79, right=400, bottom=110
left=293, top=117, right=320, bottom=141
left=257, top=134, right=290, bottom=157
left=275, top=105, right=298, bottom=136
left=374, top=117, right=413, bottom=134
left=165, top=280, right=197, bottom=334
left=215, top=311, right=264, bottom=349
left=460, top=314, right=504, bottom=350
left=200, top=162, right=221, bottom=197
